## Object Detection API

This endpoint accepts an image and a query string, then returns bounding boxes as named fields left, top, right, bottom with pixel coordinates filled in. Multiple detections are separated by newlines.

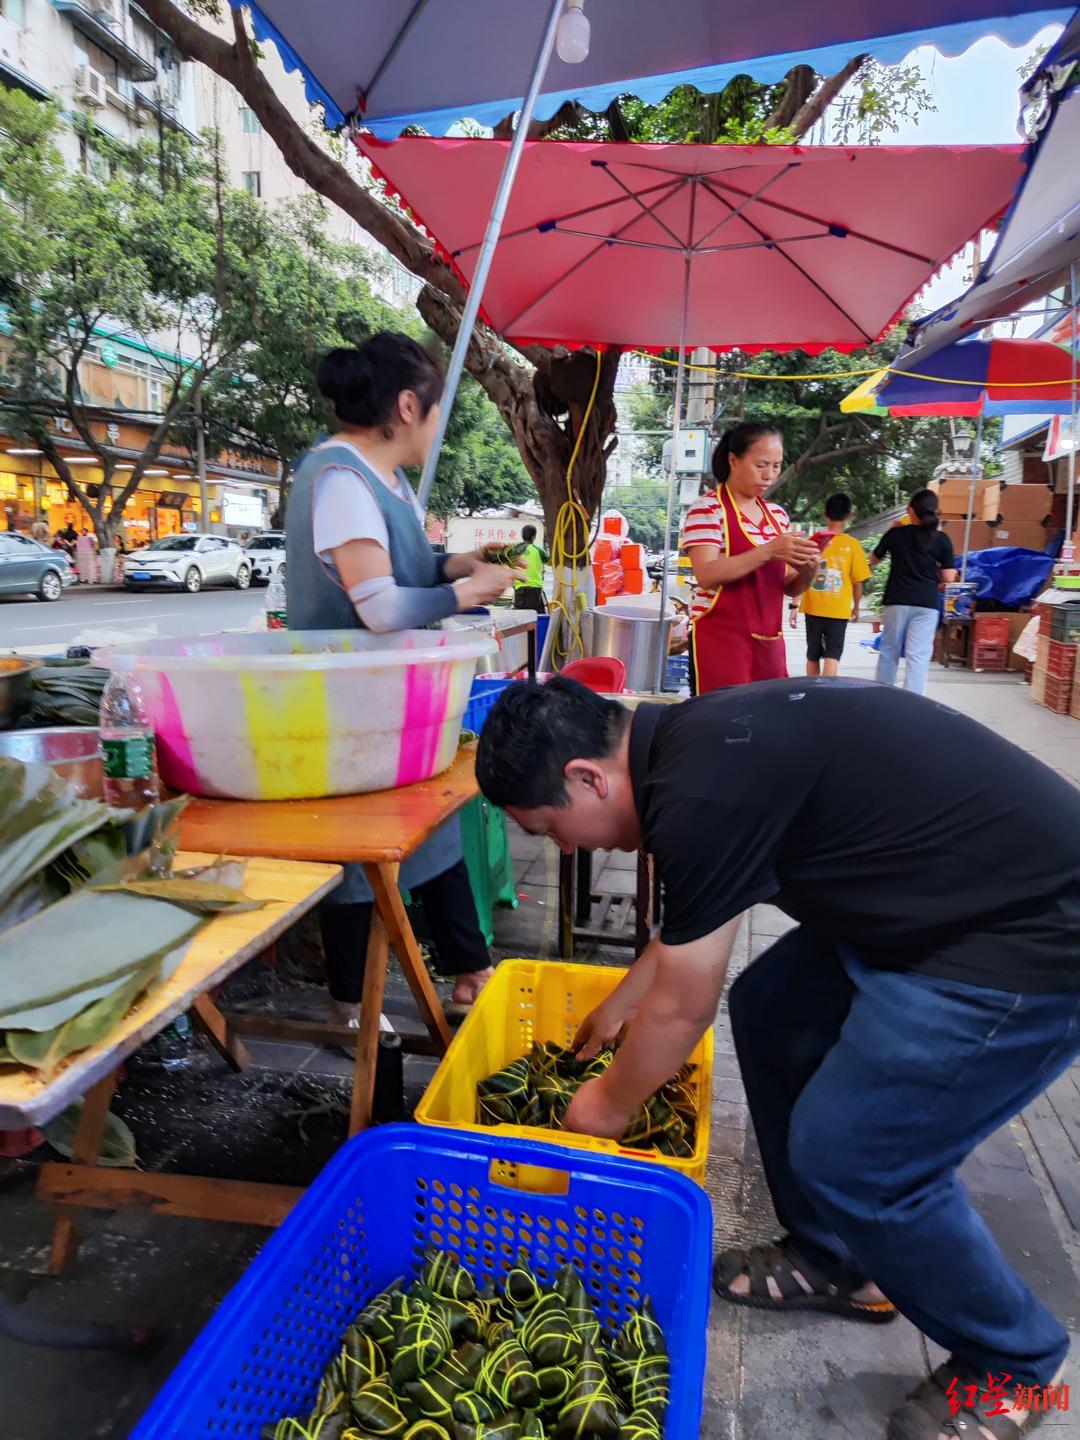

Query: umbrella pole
left=960, top=413, right=983, bottom=584
left=417, top=0, right=565, bottom=509
left=1066, top=259, right=1079, bottom=552
left=653, top=255, right=693, bottom=693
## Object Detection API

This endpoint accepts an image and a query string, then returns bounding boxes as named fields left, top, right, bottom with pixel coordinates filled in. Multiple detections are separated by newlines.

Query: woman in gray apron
left=287, top=334, right=511, bottom=1027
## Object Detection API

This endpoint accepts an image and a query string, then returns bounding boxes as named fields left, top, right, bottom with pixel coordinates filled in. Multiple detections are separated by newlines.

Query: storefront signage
left=157, top=492, right=191, bottom=510
left=100, top=342, right=119, bottom=368
left=222, top=490, right=265, bottom=527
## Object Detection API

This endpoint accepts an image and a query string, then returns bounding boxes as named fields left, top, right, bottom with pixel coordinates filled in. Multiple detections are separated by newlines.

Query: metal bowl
left=0, top=725, right=103, bottom=798
left=0, top=657, right=41, bottom=731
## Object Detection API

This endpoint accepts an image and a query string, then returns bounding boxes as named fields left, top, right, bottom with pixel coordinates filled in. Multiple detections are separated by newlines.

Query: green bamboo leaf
left=41, top=1098, right=138, bottom=1168
left=6, top=961, right=160, bottom=1074
left=95, top=879, right=269, bottom=914
left=0, top=891, right=202, bottom=1027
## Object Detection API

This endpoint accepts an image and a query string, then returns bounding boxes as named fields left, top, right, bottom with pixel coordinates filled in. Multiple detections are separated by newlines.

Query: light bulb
left=557, top=0, right=590, bottom=64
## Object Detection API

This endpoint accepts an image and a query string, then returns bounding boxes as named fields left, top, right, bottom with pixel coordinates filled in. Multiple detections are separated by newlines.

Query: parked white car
left=122, top=534, right=252, bottom=593
left=244, top=531, right=285, bottom=585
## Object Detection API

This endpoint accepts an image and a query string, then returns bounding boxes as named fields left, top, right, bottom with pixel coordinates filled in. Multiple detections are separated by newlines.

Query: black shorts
left=805, top=614, right=848, bottom=662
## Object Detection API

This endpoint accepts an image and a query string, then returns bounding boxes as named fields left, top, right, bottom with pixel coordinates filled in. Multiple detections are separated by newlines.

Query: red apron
left=691, top=484, right=788, bottom=692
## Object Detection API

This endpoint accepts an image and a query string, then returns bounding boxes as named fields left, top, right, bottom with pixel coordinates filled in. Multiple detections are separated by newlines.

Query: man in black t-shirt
left=477, top=677, right=1080, bottom=1440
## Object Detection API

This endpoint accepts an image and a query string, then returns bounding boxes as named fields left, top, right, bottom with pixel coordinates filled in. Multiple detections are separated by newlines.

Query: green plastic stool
left=403, top=795, right=518, bottom=947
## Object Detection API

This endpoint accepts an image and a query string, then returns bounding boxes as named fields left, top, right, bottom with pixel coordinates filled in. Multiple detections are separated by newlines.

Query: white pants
left=876, top=605, right=939, bottom=696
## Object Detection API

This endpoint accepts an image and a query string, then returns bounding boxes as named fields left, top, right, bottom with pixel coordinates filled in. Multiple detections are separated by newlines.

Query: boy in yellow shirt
left=800, top=492, right=871, bottom=677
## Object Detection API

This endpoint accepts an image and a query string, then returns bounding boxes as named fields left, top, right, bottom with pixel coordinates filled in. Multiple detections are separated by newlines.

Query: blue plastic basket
left=463, top=675, right=515, bottom=733
left=130, top=1127, right=712, bottom=1440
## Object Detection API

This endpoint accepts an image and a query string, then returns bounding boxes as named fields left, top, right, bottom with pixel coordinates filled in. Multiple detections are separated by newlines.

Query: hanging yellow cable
left=548, top=349, right=603, bottom=666
left=631, top=349, right=1079, bottom=387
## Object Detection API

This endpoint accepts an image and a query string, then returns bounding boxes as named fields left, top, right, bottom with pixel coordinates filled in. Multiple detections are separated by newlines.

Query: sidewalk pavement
left=0, top=631, right=1076, bottom=1439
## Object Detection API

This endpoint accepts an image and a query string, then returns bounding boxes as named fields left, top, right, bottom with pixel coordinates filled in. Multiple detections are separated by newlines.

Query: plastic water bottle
left=265, top=566, right=287, bottom=630
left=99, top=671, right=160, bottom=809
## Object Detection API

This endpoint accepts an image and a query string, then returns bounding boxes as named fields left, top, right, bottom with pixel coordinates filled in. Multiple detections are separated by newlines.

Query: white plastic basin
left=97, top=629, right=497, bottom=801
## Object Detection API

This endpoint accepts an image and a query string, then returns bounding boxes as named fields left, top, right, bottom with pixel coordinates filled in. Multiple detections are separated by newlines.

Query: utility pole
left=680, top=346, right=714, bottom=525
left=194, top=389, right=210, bottom=532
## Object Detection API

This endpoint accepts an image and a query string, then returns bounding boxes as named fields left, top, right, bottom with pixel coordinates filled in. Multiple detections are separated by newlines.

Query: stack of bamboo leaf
left=16, top=657, right=108, bottom=728
left=476, top=1044, right=697, bottom=1159
left=0, top=756, right=265, bottom=1077
left=262, top=1248, right=669, bottom=1440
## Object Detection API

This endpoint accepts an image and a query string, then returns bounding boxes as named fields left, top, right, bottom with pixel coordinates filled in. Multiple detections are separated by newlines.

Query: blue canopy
left=231, top=1, right=1069, bottom=134
left=909, top=6, right=1080, bottom=358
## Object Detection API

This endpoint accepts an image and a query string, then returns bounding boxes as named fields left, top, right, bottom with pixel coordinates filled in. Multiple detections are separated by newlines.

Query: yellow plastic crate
left=416, top=958, right=713, bottom=1189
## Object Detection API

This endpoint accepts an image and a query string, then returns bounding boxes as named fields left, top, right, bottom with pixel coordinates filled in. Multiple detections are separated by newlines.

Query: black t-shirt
left=874, top=525, right=955, bottom=609
left=630, top=681, right=1080, bottom=993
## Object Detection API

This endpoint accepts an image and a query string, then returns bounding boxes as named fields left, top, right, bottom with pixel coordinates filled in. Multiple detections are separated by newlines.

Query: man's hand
left=572, top=995, right=633, bottom=1061
left=562, top=1075, right=632, bottom=1140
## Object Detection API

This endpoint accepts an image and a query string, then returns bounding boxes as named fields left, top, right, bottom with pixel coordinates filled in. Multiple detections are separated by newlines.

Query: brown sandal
left=713, top=1238, right=897, bottom=1324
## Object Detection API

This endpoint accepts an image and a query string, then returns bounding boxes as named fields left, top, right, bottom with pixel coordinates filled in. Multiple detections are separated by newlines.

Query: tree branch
left=764, top=66, right=816, bottom=131
left=789, top=56, right=868, bottom=137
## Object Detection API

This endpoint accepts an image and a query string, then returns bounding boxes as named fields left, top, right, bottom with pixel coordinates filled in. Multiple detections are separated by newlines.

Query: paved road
left=0, top=583, right=266, bottom=653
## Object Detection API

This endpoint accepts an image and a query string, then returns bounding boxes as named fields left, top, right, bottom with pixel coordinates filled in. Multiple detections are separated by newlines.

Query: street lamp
left=952, top=428, right=974, bottom=462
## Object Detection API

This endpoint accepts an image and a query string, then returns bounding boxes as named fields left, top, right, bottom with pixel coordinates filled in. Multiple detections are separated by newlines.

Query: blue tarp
left=955, top=546, right=1059, bottom=607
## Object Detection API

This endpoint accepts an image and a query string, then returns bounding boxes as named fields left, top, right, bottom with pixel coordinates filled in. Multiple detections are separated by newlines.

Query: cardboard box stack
left=990, top=482, right=1057, bottom=552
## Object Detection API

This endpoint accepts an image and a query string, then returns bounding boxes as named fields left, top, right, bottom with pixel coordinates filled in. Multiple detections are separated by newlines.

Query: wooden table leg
left=191, top=993, right=251, bottom=1072
left=349, top=905, right=390, bottom=1137
left=558, top=849, right=574, bottom=959
left=48, top=1069, right=118, bottom=1276
left=574, top=848, right=593, bottom=927
left=634, top=851, right=651, bottom=957
left=365, top=862, right=453, bottom=1054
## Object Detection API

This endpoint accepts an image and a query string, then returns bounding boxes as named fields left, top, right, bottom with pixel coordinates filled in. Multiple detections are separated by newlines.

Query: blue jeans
left=877, top=604, right=939, bottom=694
left=728, top=928, right=1080, bottom=1383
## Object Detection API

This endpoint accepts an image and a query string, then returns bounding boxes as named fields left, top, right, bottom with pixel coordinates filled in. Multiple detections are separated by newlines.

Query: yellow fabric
left=801, top=532, right=871, bottom=619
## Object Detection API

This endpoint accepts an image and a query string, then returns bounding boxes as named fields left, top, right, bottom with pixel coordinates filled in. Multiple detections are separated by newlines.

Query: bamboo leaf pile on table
left=475, top=1044, right=698, bottom=1158
left=259, top=1251, right=670, bottom=1439
left=0, top=755, right=268, bottom=1076
left=13, top=657, right=108, bottom=729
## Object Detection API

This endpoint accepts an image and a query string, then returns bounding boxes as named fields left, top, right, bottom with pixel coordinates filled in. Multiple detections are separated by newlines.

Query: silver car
left=0, top=533, right=75, bottom=601
left=122, top=534, right=252, bottom=593
left=243, top=531, right=286, bottom=585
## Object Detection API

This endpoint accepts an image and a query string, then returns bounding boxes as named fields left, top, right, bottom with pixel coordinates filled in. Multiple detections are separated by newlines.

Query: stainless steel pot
left=0, top=658, right=40, bottom=731
left=590, top=602, right=674, bottom=693
left=0, top=726, right=103, bottom=798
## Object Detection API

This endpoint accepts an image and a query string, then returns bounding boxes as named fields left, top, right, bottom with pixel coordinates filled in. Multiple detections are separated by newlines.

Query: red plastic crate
left=1049, top=605, right=1080, bottom=644
left=973, top=614, right=1010, bottom=646
left=972, top=643, right=1008, bottom=672
left=1042, top=672, right=1074, bottom=714
left=1037, top=604, right=1054, bottom=637
left=1045, top=639, right=1078, bottom=681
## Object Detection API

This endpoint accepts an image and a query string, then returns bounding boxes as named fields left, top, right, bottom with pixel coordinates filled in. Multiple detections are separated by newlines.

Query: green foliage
left=615, top=476, right=673, bottom=551
left=198, top=194, right=395, bottom=493
left=0, top=91, right=291, bottom=543
left=428, top=374, right=535, bottom=520
left=826, top=61, right=937, bottom=144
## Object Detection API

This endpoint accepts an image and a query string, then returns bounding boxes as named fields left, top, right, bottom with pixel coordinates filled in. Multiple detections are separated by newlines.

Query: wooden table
left=0, top=853, right=341, bottom=1272
left=177, top=743, right=479, bottom=1135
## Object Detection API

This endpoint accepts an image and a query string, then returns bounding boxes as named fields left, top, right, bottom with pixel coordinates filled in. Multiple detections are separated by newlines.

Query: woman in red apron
left=682, top=422, right=820, bottom=693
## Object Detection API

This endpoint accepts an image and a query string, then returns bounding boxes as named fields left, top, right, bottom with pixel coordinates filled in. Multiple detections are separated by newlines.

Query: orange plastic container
left=622, top=569, right=644, bottom=594
left=621, top=543, right=644, bottom=571
left=592, top=539, right=613, bottom=564
left=416, top=959, right=713, bottom=1191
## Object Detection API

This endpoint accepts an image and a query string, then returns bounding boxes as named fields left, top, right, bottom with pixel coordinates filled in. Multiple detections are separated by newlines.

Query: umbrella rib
left=703, top=175, right=936, bottom=266
left=698, top=177, right=873, bottom=343
left=495, top=177, right=693, bottom=335
left=451, top=177, right=683, bottom=258
left=539, top=226, right=684, bottom=253
left=694, top=231, right=836, bottom=255
left=595, top=164, right=690, bottom=251
left=692, top=163, right=799, bottom=251
left=361, top=0, right=433, bottom=110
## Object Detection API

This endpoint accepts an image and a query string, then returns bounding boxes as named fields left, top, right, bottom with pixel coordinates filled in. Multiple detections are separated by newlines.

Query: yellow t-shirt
left=801, top=531, right=871, bottom=620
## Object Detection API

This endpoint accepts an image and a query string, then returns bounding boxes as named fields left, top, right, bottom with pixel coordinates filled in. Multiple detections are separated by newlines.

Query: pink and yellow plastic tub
left=97, top=629, right=497, bottom=801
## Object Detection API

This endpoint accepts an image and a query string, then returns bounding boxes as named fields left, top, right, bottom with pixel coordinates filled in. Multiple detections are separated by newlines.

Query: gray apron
left=286, top=438, right=462, bottom=903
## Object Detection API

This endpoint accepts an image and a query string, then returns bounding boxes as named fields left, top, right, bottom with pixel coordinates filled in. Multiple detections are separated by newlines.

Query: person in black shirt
left=873, top=489, right=957, bottom=695
left=476, top=677, right=1080, bottom=1440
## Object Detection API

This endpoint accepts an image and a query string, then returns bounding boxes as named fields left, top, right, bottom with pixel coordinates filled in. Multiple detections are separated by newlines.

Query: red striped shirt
left=681, top=494, right=789, bottom=619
